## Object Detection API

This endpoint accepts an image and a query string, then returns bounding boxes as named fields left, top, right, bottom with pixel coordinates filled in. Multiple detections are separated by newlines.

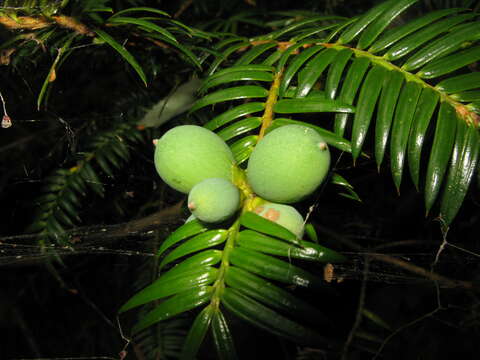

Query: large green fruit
left=188, top=178, right=240, bottom=223
left=247, top=124, right=330, bottom=203
left=254, top=202, right=304, bottom=238
left=154, top=125, right=235, bottom=193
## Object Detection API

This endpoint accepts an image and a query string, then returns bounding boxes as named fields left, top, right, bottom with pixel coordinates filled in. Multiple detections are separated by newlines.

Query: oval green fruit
left=254, top=202, right=304, bottom=238
left=247, top=124, right=330, bottom=203
left=188, top=178, right=240, bottom=223
left=154, top=125, right=235, bottom=193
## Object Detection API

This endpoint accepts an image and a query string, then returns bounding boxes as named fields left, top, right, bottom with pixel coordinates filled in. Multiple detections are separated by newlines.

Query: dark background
left=1, top=0, right=479, bottom=359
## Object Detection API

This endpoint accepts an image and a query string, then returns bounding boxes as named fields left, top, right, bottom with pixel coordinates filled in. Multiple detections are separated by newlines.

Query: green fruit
left=253, top=202, right=304, bottom=238
left=188, top=178, right=240, bottom=223
left=154, top=125, right=235, bottom=193
left=247, top=124, right=330, bottom=203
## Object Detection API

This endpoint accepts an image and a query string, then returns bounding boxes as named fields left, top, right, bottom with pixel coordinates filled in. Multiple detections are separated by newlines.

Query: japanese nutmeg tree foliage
left=1, top=0, right=479, bottom=359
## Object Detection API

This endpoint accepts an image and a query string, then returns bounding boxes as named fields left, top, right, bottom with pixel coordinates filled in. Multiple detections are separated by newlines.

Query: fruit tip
left=152, top=139, right=159, bottom=146
left=318, top=142, right=328, bottom=151
left=188, top=201, right=196, bottom=211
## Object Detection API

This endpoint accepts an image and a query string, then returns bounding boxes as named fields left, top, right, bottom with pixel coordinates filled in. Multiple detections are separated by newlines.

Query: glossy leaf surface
left=132, top=286, right=214, bottom=334
left=221, top=287, right=332, bottom=346
left=229, top=247, right=324, bottom=288
left=424, top=102, right=458, bottom=213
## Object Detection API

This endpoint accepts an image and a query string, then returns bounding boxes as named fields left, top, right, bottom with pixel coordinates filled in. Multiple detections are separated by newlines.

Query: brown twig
left=0, top=15, right=50, bottom=29
left=174, top=0, right=194, bottom=19
left=52, top=15, right=94, bottom=36
left=316, top=225, right=476, bottom=290
left=341, top=256, right=370, bottom=360
left=69, top=199, right=185, bottom=243
left=369, top=253, right=474, bottom=290
left=0, top=14, right=94, bottom=36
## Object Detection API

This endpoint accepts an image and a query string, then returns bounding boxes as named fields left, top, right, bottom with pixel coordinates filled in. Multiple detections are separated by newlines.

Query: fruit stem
left=210, top=218, right=240, bottom=309
left=258, top=69, right=283, bottom=141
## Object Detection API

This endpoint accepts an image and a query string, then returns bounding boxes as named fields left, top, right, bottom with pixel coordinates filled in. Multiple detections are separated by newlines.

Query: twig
left=0, top=200, right=184, bottom=244
left=13, top=307, right=42, bottom=357
left=446, top=242, right=480, bottom=258
left=174, top=0, right=194, bottom=19
left=317, top=225, right=476, bottom=290
left=369, top=253, right=474, bottom=290
left=0, top=15, right=94, bottom=36
left=0, top=88, right=12, bottom=128
left=432, top=222, right=449, bottom=268
left=371, top=307, right=442, bottom=360
left=10, top=357, right=118, bottom=360
left=342, top=256, right=370, bottom=360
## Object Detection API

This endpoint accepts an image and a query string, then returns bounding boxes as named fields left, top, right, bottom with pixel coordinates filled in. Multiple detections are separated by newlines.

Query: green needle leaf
left=274, top=98, right=355, bottom=114
left=351, top=65, right=386, bottom=161
left=37, top=34, right=76, bottom=110
left=374, top=70, right=404, bottom=169
left=338, top=0, right=393, bottom=44
left=108, top=17, right=178, bottom=44
left=390, top=81, right=422, bottom=191
left=160, top=230, right=228, bottom=269
left=440, top=123, right=480, bottom=225
left=418, top=45, right=480, bottom=79
left=279, top=45, right=324, bottom=97
left=180, top=306, right=214, bottom=360
left=238, top=230, right=347, bottom=262
left=94, top=29, right=147, bottom=86
left=230, top=135, right=258, bottom=164
left=296, top=48, right=338, bottom=98
left=221, top=287, right=333, bottom=346
left=451, top=90, right=480, bottom=103
left=384, top=13, right=475, bottom=61
left=217, top=117, right=262, bottom=141
left=119, top=267, right=218, bottom=313
left=402, top=21, right=480, bottom=71
left=200, top=70, right=274, bottom=92
left=225, top=266, right=330, bottom=325
left=235, top=42, right=277, bottom=65
left=109, top=7, right=170, bottom=19
left=407, top=88, right=439, bottom=190
left=132, top=286, right=213, bottom=334
left=369, top=8, right=462, bottom=54
left=158, top=219, right=209, bottom=257
left=229, top=247, right=324, bottom=288
left=239, top=211, right=299, bottom=244
left=325, top=48, right=354, bottom=100
left=204, top=102, right=265, bottom=131
left=436, top=73, right=480, bottom=93
left=424, top=102, right=458, bottom=214
left=190, top=86, right=268, bottom=113
left=334, top=56, right=370, bottom=137
left=357, top=0, right=418, bottom=50
left=212, top=310, right=239, bottom=360
left=160, top=250, right=223, bottom=281
left=207, top=41, right=251, bottom=76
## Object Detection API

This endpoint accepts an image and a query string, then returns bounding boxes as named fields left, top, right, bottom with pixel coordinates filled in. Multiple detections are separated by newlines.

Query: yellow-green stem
left=258, top=70, right=284, bottom=140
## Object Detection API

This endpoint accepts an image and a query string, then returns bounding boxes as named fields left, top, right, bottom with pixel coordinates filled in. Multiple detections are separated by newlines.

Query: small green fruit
left=254, top=202, right=304, bottom=238
left=247, top=124, right=330, bottom=203
left=188, top=178, right=240, bottom=223
left=154, top=125, right=235, bottom=193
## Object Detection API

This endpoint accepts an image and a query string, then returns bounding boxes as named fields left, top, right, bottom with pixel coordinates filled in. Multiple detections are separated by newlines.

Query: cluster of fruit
left=153, top=124, right=330, bottom=238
